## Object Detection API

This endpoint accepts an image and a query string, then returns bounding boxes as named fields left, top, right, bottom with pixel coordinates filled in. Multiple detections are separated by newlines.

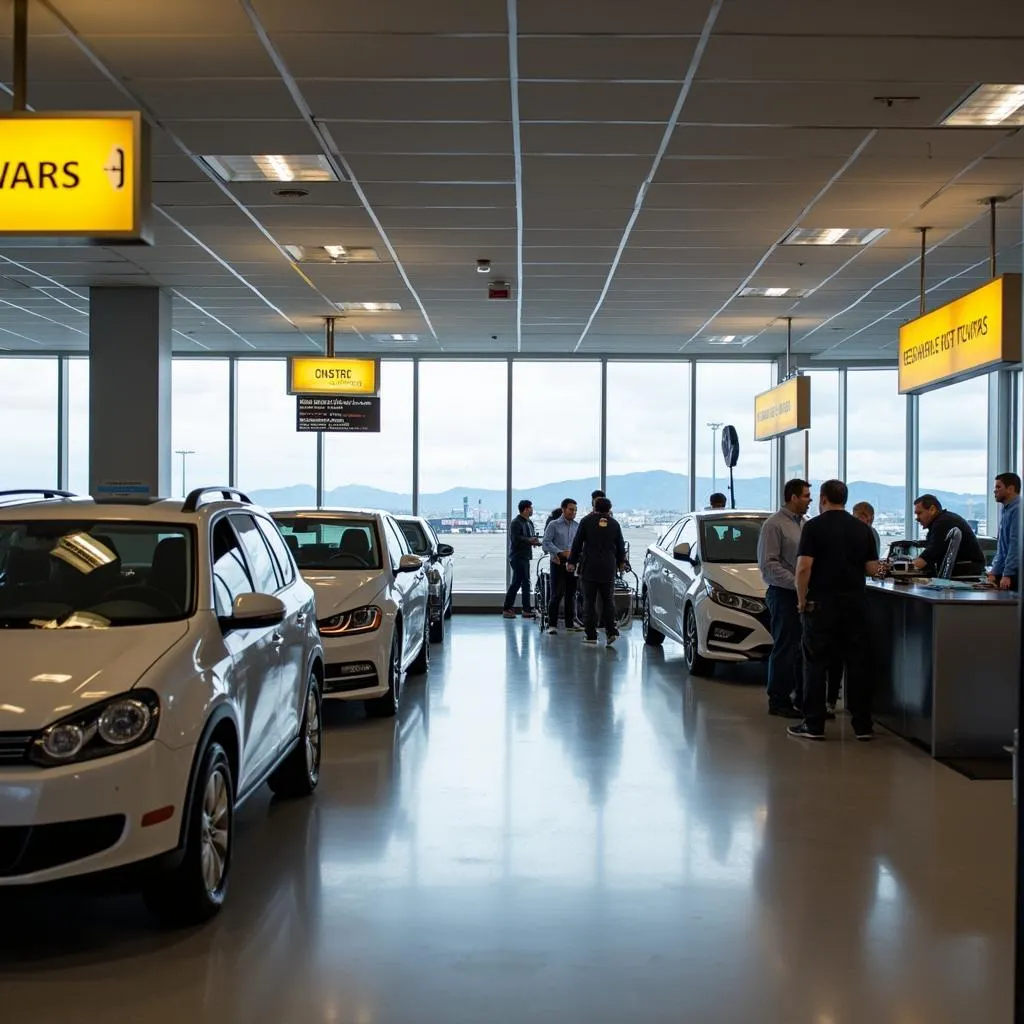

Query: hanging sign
left=754, top=376, right=811, bottom=440
left=296, top=396, right=381, bottom=432
left=898, top=274, right=1022, bottom=394
left=288, top=357, right=379, bottom=396
left=0, top=112, right=149, bottom=240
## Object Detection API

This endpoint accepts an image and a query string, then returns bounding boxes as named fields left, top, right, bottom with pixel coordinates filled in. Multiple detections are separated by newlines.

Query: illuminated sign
left=898, top=274, right=1022, bottom=394
left=754, top=376, right=811, bottom=441
left=288, top=357, right=379, bottom=396
left=0, top=112, right=149, bottom=240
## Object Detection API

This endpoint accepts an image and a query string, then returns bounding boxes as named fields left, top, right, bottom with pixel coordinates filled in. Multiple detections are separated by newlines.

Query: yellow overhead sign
left=754, top=376, right=811, bottom=441
left=288, top=357, right=379, bottom=396
left=898, top=274, right=1022, bottom=394
left=0, top=112, right=149, bottom=240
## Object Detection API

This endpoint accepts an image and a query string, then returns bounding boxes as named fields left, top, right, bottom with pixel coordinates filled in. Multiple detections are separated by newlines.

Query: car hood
left=300, top=570, right=387, bottom=620
left=0, top=621, right=189, bottom=731
left=703, top=563, right=767, bottom=599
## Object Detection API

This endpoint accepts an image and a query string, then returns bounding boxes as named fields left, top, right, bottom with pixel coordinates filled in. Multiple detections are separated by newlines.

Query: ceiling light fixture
left=201, top=154, right=339, bottom=183
left=782, top=227, right=887, bottom=246
left=371, top=333, right=419, bottom=343
left=706, top=335, right=755, bottom=346
left=324, top=245, right=347, bottom=260
left=274, top=188, right=309, bottom=199
left=476, top=259, right=491, bottom=274
left=336, top=301, right=402, bottom=312
left=739, top=286, right=808, bottom=298
left=284, top=245, right=381, bottom=264
left=942, top=84, right=1024, bottom=126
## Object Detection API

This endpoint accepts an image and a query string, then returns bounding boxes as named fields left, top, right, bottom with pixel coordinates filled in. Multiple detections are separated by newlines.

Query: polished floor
left=2, top=617, right=1014, bottom=1023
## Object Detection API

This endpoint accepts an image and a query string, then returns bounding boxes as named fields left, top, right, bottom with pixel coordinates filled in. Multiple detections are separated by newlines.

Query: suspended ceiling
left=0, top=0, right=1022, bottom=359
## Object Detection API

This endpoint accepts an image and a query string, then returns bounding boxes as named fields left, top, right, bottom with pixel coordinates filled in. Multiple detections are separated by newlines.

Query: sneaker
left=825, top=703, right=837, bottom=721
left=606, top=632, right=619, bottom=646
left=546, top=626, right=558, bottom=635
left=787, top=722, right=825, bottom=741
left=502, top=610, right=516, bottom=619
left=768, top=703, right=803, bottom=720
left=853, top=725, right=875, bottom=741
left=522, top=610, right=537, bottom=619
left=582, top=637, right=598, bottom=646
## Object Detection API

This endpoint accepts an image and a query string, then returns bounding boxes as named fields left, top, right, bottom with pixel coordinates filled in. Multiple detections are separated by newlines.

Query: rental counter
left=865, top=580, right=1018, bottom=758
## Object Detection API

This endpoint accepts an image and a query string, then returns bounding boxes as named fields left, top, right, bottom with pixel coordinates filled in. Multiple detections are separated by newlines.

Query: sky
left=0, top=356, right=1003, bottom=502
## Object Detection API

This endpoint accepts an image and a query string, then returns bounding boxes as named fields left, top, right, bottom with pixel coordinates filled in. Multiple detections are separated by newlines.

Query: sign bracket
left=13, top=0, right=27, bottom=112
left=324, top=315, right=336, bottom=358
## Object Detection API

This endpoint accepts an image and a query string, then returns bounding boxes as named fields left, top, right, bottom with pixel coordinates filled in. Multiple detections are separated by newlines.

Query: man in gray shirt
left=757, top=478, right=812, bottom=717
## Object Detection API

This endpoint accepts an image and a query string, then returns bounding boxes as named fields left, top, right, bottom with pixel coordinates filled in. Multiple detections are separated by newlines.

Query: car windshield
left=399, top=521, right=431, bottom=556
left=700, top=518, right=765, bottom=564
left=273, top=517, right=382, bottom=570
left=0, top=520, right=194, bottom=628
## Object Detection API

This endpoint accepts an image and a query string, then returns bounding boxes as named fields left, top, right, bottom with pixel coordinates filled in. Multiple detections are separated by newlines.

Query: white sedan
left=641, top=511, right=773, bottom=675
left=0, top=487, right=323, bottom=924
left=271, top=509, right=430, bottom=717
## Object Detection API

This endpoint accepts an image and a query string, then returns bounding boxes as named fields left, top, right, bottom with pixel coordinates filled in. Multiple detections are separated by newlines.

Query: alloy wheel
left=200, top=768, right=230, bottom=895
left=304, top=686, right=321, bottom=783
left=684, top=609, right=697, bottom=664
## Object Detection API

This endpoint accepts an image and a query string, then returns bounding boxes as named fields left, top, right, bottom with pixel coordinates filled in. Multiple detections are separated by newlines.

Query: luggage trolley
left=572, top=541, right=641, bottom=632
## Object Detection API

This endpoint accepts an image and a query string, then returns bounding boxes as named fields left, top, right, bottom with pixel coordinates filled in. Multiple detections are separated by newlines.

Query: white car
left=396, top=515, right=454, bottom=643
left=270, top=509, right=430, bottom=717
left=0, top=487, right=324, bottom=924
left=641, top=511, right=773, bottom=675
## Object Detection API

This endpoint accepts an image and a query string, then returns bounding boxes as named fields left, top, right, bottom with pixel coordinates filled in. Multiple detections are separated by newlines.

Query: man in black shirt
left=911, top=494, right=986, bottom=577
left=788, top=479, right=883, bottom=741
left=503, top=499, right=541, bottom=618
left=568, top=497, right=627, bottom=646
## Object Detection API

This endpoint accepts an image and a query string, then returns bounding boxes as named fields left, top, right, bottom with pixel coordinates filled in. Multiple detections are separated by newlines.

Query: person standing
left=852, top=501, right=881, bottom=558
left=757, top=479, right=812, bottom=718
left=911, top=495, right=986, bottom=577
left=708, top=492, right=727, bottom=510
left=788, top=480, right=883, bottom=741
left=568, top=496, right=626, bottom=646
left=542, top=497, right=580, bottom=633
left=989, top=472, right=1021, bottom=591
left=503, top=499, right=540, bottom=619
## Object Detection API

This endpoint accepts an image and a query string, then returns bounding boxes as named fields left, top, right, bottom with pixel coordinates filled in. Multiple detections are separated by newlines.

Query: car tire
left=642, top=591, right=665, bottom=647
left=268, top=671, right=322, bottom=799
left=410, top=616, right=430, bottom=675
left=429, top=602, right=445, bottom=644
left=366, top=628, right=401, bottom=718
left=684, top=605, right=715, bottom=677
left=144, top=741, right=234, bottom=927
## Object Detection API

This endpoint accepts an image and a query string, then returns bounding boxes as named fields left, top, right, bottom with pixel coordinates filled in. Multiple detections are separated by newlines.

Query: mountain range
left=250, top=470, right=988, bottom=522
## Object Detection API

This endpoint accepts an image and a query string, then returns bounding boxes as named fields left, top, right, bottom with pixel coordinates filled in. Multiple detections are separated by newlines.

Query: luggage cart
left=533, top=555, right=552, bottom=631
left=571, top=542, right=642, bottom=632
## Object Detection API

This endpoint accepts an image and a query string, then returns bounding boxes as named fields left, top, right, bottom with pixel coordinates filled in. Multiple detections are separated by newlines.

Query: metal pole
left=707, top=422, right=722, bottom=493
left=13, top=0, right=28, bottom=112
left=989, top=197, right=998, bottom=279
left=785, top=317, right=793, bottom=378
left=324, top=316, right=336, bottom=357
left=918, top=228, right=929, bottom=316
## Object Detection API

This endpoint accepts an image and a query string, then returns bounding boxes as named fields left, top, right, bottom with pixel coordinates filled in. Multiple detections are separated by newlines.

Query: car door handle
left=271, top=631, right=285, bottom=649
left=296, top=612, right=307, bottom=627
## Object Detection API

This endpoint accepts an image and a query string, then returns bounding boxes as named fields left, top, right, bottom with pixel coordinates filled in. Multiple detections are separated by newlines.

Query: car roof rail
left=182, top=486, right=253, bottom=513
left=0, top=488, right=77, bottom=501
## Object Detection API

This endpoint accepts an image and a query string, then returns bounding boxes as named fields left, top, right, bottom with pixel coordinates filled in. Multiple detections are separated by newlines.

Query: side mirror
left=397, top=554, right=423, bottom=574
left=228, top=592, right=285, bottom=628
left=673, top=542, right=692, bottom=563
left=436, top=543, right=455, bottom=558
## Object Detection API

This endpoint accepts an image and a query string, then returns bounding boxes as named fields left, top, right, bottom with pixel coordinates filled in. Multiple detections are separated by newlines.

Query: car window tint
left=399, top=521, right=431, bottom=556
left=230, top=514, right=281, bottom=594
left=256, top=515, right=296, bottom=585
left=700, top=518, right=764, bottom=564
left=212, top=518, right=254, bottom=615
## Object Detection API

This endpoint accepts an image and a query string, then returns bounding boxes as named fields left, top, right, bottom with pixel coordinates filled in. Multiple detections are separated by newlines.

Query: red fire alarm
left=488, top=280, right=512, bottom=300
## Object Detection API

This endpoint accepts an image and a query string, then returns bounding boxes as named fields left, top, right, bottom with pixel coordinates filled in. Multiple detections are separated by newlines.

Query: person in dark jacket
left=568, top=496, right=626, bottom=646
left=911, top=494, right=986, bottom=577
left=503, top=499, right=540, bottom=618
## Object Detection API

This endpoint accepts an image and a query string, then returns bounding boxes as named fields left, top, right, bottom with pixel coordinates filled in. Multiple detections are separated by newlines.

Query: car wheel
left=429, top=601, right=445, bottom=644
left=144, top=741, right=234, bottom=927
left=268, top=671, right=322, bottom=798
left=642, top=591, right=665, bottom=646
left=366, top=628, right=401, bottom=718
left=410, top=616, right=430, bottom=675
left=684, top=605, right=715, bottom=676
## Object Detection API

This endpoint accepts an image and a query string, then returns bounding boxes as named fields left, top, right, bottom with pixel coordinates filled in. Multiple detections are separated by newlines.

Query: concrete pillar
left=88, top=287, right=172, bottom=498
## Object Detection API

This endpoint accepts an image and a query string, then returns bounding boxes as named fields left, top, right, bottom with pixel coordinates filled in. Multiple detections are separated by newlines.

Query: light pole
left=175, top=449, right=195, bottom=497
left=706, top=422, right=723, bottom=494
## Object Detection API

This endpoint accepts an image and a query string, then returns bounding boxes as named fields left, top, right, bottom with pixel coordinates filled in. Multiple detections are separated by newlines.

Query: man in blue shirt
left=989, top=472, right=1021, bottom=591
left=542, top=497, right=580, bottom=633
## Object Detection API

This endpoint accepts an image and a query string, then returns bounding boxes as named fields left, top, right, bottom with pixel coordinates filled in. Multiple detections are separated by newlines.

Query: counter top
left=865, top=579, right=1019, bottom=605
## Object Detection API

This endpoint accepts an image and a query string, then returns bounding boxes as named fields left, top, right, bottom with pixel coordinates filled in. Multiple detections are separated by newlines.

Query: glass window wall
left=172, top=359, right=231, bottom=497
left=0, top=357, right=58, bottom=489
left=67, top=358, right=89, bottom=495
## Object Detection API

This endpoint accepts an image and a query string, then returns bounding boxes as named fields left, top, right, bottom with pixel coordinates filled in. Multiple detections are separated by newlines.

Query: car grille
left=0, top=733, right=33, bottom=765
left=0, top=815, right=126, bottom=877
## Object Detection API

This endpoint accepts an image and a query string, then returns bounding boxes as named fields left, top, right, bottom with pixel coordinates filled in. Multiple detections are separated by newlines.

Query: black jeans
left=582, top=579, right=617, bottom=639
left=801, top=593, right=871, bottom=733
left=548, top=560, right=577, bottom=627
left=503, top=556, right=532, bottom=612
left=765, top=586, right=802, bottom=708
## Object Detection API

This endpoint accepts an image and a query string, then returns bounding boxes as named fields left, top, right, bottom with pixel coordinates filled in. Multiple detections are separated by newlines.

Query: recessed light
left=476, top=259, right=491, bottom=274
left=284, top=245, right=381, bottom=264
left=202, top=154, right=339, bottom=183
left=739, top=286, right=808, bottom=298
left=706, top=335, right=755, bottom=346
left=782, top=227, right=887, bottom=246
left=942, top=84, right=1024, bottom=127
left=371, top=333, right=419, bottom=343
left=337, top=301, right=402, bottom=312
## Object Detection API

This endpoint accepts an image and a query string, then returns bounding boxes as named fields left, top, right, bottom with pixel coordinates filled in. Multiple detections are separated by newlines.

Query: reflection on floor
left=1, top=617, right=1014, bottom=1023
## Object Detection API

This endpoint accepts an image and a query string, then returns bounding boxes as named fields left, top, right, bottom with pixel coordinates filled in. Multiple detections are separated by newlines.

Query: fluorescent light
left=283, top=245, right=381, bottom=264
left=706, top=335, right=755, bottom=346
left=337, top=301, right=402, bottom=312
left=943, top=84, right=1024, bottom=126
left=371, top=333, right=419, bottom=343
left=782, top=227, right=888, bottom=246
left=739, top=286, right=808, bottom=298
left=284, top=244, right=304, bottom=261
left=324, top=245, right=347, bottom=260
left=201, top=154, right=338, bottom=183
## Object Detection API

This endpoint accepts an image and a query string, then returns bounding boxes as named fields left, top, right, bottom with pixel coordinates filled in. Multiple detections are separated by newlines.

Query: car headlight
left=703, top=578, right=766, bottom=615
left=318, top=605, right=382, bottom=636
left=31, top=690, right=160, bottom=767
